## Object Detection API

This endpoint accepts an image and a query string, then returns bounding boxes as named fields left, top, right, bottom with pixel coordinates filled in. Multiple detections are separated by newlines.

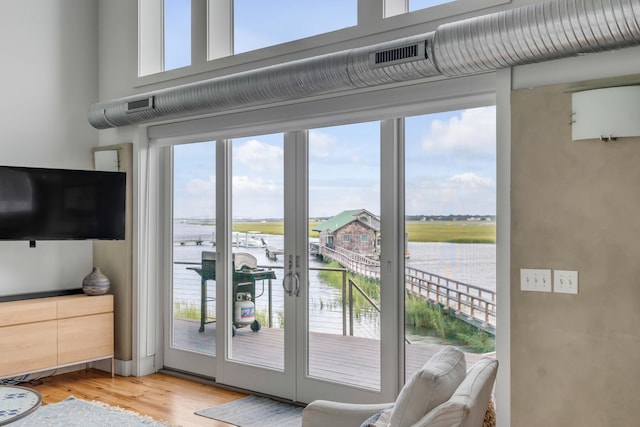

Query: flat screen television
left=0, top=166, right=125, bottom=241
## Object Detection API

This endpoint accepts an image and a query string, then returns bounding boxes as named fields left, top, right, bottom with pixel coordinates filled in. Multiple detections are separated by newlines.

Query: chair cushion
left=414, top=357, right=498, bottom=427
left=449, top=357, right=498, bottom=427
left=389, top=346, right=466, bottom=427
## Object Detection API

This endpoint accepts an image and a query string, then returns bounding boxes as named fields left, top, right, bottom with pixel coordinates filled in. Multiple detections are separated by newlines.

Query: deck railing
left=320, top=246, right=381, bottom=279
left=174, top=249, right=496, bottom=336
left=405, top=267, right=495, bottom=332
left=317, top=246, right=496, bottom=331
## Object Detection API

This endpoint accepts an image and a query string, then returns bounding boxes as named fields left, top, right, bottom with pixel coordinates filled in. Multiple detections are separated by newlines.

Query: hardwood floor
left=23, top=368, right=247, bottom=427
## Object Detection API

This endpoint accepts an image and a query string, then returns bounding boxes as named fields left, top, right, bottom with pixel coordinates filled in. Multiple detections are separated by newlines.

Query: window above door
left=138, top=0, right=509, bottom=78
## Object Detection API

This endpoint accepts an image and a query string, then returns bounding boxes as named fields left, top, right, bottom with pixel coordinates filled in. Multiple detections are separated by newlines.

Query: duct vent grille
left=126, top=96, right=155, bottom=114
left=370, top=42, right=425, bottom=68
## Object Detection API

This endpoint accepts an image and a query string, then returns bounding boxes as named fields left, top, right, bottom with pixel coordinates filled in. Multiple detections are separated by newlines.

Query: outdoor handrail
left=321, top=246, right=495, bottom=304
left=317, top=247, right=496, bottom=330
left=175, top=261, right=352, bottom=333
left=348, top=278, right=380, bottom=337
left=175, top=254, right=496, bottom=335
left=405, top=266, right=495, bottom=303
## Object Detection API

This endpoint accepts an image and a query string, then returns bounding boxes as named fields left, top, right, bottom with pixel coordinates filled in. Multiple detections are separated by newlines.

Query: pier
left=174, top=233, right=216, bottom=246
left=316, top=245, right=496, bottom=332
left=265, top=246, right=284, bottom=260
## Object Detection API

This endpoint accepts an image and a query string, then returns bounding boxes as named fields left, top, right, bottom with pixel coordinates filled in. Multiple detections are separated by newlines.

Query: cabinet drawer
left=0, top=320, right=58, bottom=376
left=0, top=299, right=57, bottom=327
left=57, top=294, right=113, bottom=319
left=58, top=312, right=114, bottom=365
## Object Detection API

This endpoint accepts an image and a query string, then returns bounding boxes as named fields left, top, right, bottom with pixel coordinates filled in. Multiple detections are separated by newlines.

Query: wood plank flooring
left=23, top=369, right=246, bottom=427
left=18, top=324, right=493, bottom=426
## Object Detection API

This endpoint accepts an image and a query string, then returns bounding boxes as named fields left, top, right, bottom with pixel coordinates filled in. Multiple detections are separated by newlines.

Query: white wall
left=0, top=0, right=99, bottom=296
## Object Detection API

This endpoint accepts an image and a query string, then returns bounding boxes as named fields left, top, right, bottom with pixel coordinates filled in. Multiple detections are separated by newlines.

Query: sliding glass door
left=160, top=103, right=496, bottom=404
left=164, top=141, right=218, bottom=377
left=296, top=122, right=384, bottom=402
left=403, top=107, right=497, bottom=380
left=162, top=123, right=390, bottom=403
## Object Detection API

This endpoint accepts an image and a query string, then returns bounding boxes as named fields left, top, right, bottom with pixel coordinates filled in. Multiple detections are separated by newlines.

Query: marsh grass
left=317, top=262, right=380, bottom=312
left=405, top=295, right=495, bottom=353
left=316, top=262, right=495, bottom=353
left=173, top=301, right=201, bottom=320
left=205, top=220, right=495, bottom=243
left=173, top=301, right=281, bottom=331
left=405, top=220, right=495, bottom=244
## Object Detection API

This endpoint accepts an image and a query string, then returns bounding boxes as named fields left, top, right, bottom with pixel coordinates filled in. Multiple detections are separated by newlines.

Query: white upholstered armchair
left=302, top=346, right=498, bottom=427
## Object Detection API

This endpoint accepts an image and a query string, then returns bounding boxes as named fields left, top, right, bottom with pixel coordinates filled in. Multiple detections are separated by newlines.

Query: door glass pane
left=164, top=0, right=191, bottom=70
left=171, top=141, right=216, bottom=355
left=308, top=122, right=381, bottom=390
left=404, top=107, right=497, bottom=381
left=230, top=133, right=285, bottom=370
left=234, top=0, right=357, bottom=54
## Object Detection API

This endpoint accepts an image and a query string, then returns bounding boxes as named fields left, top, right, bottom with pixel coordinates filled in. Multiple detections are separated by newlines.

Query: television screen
left=0, top=166, right=125, bottom=241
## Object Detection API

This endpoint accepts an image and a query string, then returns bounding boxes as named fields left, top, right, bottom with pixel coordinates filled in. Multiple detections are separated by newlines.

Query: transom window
left=409, top=0, right=457, bottom=12
left=139, top=0, right=500, bottom=77
left=164, top=0, right=191, bottom=71
left=233, top=0, right=357, bottom=55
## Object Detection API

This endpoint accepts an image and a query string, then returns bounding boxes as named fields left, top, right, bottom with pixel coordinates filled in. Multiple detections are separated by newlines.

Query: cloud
left=232, top=175, right=284, bottom=218
left=234, top=139, right=283, bottom=173
left=449, top=172, right=494, bottom=187
left=185, top=175, right=215, bottom=195
left=406, top=172, right=496, bottom=215
left=421, top=106, right=496, bottom=156
left=174, top=175, right=216, bottom=218
left=309, top=130, right=337, bottom=158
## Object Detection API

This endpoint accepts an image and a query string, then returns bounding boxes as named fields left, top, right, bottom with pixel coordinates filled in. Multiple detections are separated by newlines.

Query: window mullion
left=384, top=0, right=408, bottom=18
left=139, top=0, right=164, bottom=76
left=358, top=0, right=385, bottom=27
left=191, top=0, right=207, bottom=67
left=207, top=0, right=232, bottom=61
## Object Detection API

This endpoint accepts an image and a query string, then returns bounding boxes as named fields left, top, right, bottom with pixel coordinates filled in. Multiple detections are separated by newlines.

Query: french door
left=163, top=122, right=398, bottom=404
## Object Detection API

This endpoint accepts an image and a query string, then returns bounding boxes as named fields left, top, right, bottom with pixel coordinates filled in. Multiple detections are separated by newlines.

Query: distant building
left=312, top=209, right=380, bottom=257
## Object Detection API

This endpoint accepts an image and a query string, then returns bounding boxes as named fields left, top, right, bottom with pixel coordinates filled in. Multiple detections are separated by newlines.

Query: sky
left=173, top=106, right=496, bottom=219
left=166, top=1, right=495, bottom=219
left=164, top=0, right=457, bottom=68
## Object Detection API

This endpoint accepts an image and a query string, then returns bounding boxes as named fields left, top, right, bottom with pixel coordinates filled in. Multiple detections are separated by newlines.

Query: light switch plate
left=554, top=270, right=578, bottom=294
left=520, top=268, right=552, bottom=292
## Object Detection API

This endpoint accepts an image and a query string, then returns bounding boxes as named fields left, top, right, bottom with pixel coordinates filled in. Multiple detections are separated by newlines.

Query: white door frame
left=149, top=76, right=500, bottom=405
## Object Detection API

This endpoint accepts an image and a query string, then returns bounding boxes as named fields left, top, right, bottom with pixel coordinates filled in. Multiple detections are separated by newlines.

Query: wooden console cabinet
left=0, top=294, right=114, bottom=379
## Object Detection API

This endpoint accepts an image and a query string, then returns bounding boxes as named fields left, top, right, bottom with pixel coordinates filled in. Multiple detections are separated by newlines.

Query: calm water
left=406, top=241, right=495, bottom=291
left=171, top=223, right=496, bottom=338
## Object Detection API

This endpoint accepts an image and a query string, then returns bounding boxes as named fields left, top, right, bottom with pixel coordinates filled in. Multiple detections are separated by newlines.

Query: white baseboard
left=115, top=359, right=133, bottom=376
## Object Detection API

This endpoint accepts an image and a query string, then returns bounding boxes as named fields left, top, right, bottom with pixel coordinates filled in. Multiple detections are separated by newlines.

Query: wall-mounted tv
left=0, top=166, right=125, bottom=241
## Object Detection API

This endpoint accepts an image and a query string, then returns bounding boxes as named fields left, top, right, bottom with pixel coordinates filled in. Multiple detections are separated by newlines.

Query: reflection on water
left=406, top=241, right=495, bottom=291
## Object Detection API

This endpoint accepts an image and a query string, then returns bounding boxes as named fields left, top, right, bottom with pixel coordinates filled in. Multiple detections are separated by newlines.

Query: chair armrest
left=302, top=400, right=394, bottom=427
left=410, top=401, right=467, bottom=427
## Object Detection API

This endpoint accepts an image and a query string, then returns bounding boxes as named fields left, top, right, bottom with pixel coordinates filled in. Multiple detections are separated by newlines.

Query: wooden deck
left=172, top=319, right=490, bottom=389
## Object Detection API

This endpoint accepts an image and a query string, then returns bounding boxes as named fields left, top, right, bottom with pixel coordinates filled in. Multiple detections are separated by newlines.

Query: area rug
left=196, top=395, right=303, bottom=427
left=10, top=396, right=174, bottom=426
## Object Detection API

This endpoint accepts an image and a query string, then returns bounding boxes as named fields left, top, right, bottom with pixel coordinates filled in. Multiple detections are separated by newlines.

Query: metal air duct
left=433, top=0, right=640, bottom=75
left=89, top=0, right=640, bottom=129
